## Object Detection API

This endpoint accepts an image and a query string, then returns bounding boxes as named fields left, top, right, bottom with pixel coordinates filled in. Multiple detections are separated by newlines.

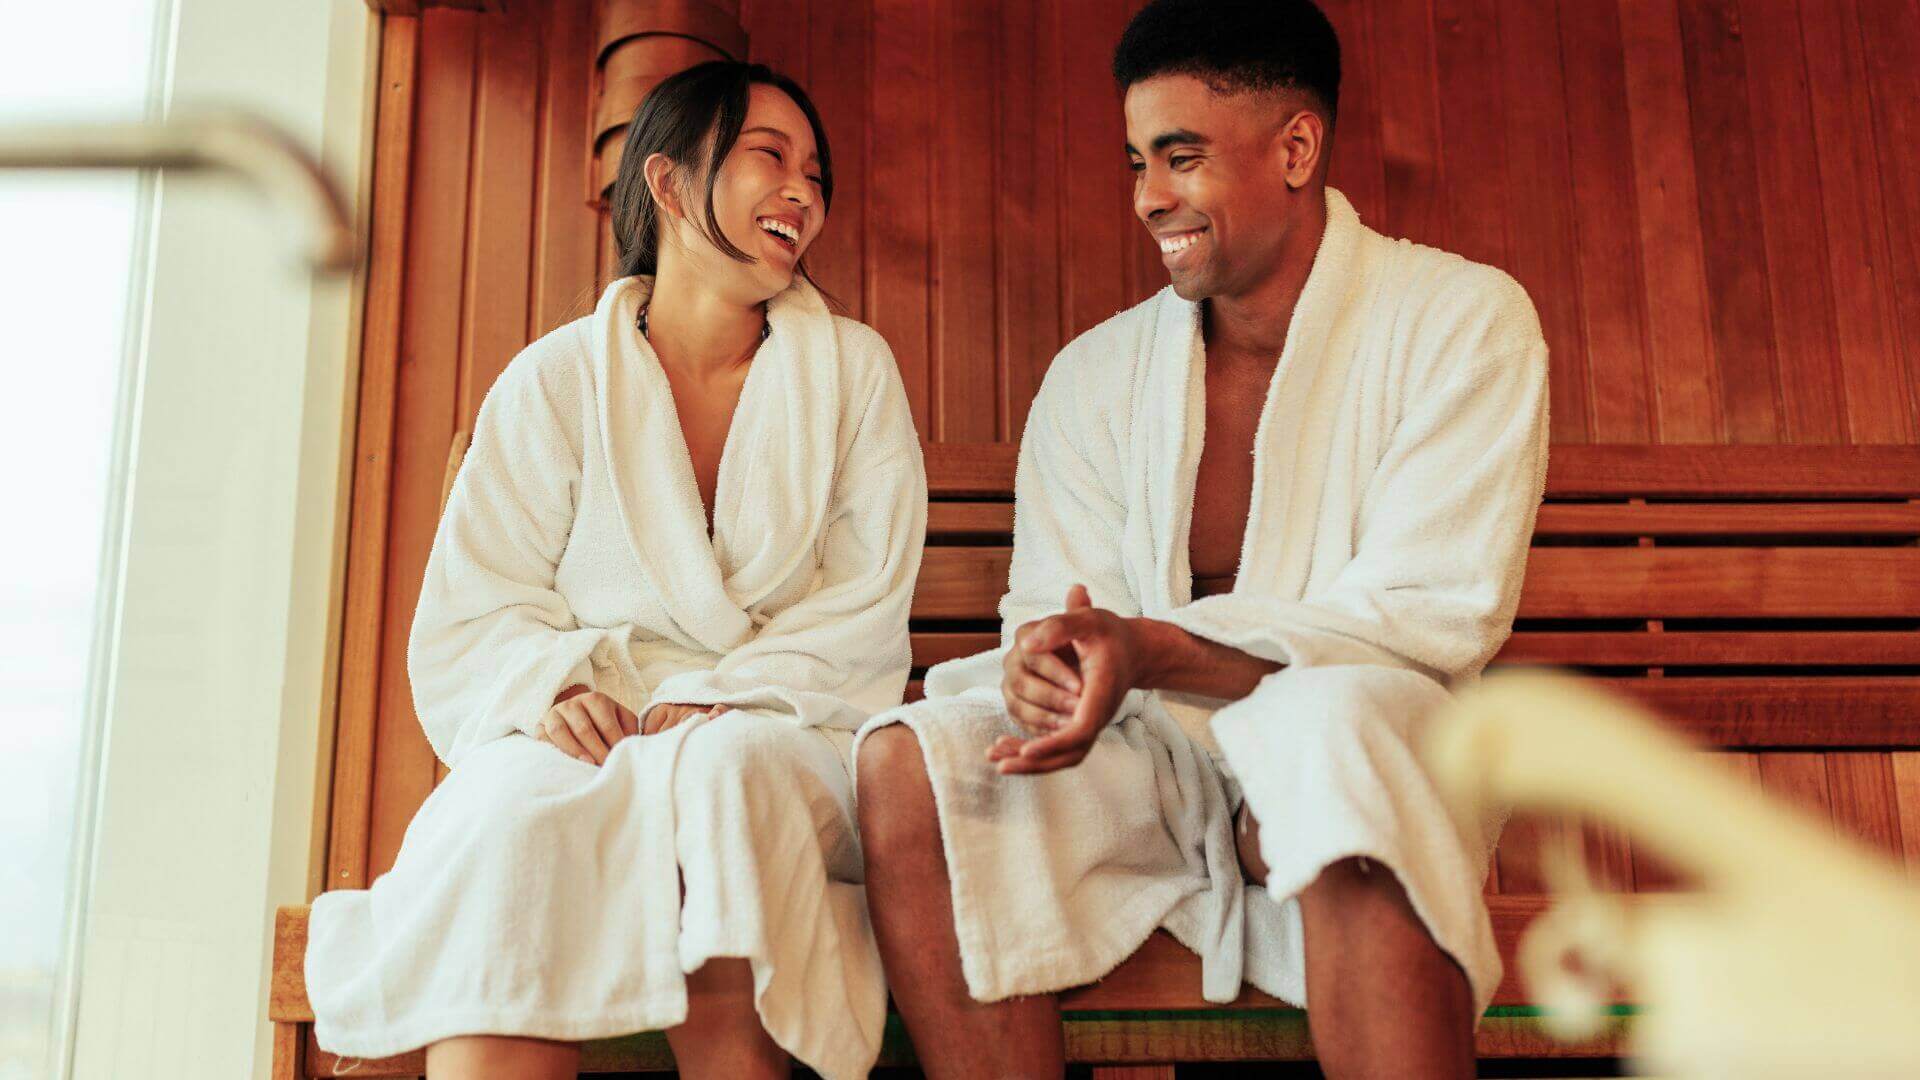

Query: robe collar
left=1144, top=186, right=1370, bottom=611
left=588, top=274, right=841, bottom=655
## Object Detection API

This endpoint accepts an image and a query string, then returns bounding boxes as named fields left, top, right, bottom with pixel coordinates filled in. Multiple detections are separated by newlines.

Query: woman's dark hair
left=1112, top=0, right=1341, bottom=126
left=609, top=61, right=834, bottom=283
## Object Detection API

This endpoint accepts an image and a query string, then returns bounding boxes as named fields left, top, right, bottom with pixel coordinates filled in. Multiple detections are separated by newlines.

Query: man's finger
left=1022, top=649, right=1083, bottom=694
left=985, top=734, right=1025, bottom=762
left=1065, top=583, right=1091, bottom=610
left=616, top=703, right=641, bottom=737
left=1006, top=699, right=1065, bottom=736
left=997, top=743, right=1088, bottom=775
left=708, top=704, right=731, bottom=718
left=1007, top=713, right=1099, bottom=762
left=1013, top=671, right=1078, bottom=716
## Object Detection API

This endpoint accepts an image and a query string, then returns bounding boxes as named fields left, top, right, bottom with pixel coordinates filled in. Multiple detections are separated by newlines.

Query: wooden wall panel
left=326, top=0, right=1920, bottom=905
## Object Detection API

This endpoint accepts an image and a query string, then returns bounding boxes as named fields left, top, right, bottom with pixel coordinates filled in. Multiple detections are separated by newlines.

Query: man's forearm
left=1128, top=616, right=1280, bottom=700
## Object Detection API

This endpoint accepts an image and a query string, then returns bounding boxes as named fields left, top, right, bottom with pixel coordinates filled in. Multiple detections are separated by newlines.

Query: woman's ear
left=642, top=151, right=682, bottom=220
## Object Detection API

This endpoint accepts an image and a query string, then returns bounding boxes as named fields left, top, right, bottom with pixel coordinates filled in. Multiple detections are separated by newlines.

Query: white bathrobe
left=859, top=187, right=1547, bottom=1019
left=307, top=275, right=926, bottom=1079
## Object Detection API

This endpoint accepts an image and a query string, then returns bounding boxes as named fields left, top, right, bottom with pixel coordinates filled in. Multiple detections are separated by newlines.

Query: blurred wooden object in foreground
left=1428, top=670, right=1920, bottom=1078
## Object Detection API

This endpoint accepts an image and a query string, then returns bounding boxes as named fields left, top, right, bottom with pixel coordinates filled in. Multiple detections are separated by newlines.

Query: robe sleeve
left=922, top=348, right=1141, bottom=700
left=1161, top=272, right=1550, bottom=685
left=643, top=348, right=927, bottom=730
left=408, top=331, right=606, bottom=766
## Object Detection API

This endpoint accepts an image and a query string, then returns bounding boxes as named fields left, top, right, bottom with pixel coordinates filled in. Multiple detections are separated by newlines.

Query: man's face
left=1124, top=74, right=1316, bottom=303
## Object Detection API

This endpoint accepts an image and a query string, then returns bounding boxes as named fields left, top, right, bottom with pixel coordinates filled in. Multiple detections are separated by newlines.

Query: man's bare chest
left=1188, top=362, right=1272, bottom=595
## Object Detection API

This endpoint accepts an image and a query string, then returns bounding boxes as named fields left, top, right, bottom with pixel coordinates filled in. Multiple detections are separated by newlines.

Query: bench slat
left=1534, top=501, right=1920, bottom=536
left=1519, top=548, right=1920, bottom=619
left=929, top=501, right=1920, bottom=542
left=912, top=630, right=1920, bottom=671
left=923, top=445, right=1920, bottom=500
left=910, top=546, right=1920, bottom=621
left=898, top=677, right=1920, bottom=748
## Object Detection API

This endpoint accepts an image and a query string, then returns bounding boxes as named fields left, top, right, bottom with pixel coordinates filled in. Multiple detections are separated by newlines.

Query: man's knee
left=855, top=724, right=940, bottom=853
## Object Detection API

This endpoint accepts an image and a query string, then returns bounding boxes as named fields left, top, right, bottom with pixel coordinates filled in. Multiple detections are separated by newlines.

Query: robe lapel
left=1144, top=187, right=1373, bottom=610
left=588, top=275, right=841, bottom=655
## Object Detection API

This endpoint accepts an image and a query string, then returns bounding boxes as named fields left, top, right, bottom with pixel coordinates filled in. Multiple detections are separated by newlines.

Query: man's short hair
left=1112, top=0, right=1341, bottom=124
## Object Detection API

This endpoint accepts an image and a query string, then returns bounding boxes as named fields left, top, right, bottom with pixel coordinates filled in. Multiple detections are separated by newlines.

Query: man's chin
left=1167, top=273, right=1215, bottom=303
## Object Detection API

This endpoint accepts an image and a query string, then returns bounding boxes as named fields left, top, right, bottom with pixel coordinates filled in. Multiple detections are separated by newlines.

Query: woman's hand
left=642, top=701, right=731, bottom=735
left=536, top=685, right=639, bottom=765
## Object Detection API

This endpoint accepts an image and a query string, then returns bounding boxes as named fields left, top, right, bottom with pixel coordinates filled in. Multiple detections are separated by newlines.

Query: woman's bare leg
left=664, top=957, right=790, bottom=1078
left=425, top=1035, right=578, bottom=1079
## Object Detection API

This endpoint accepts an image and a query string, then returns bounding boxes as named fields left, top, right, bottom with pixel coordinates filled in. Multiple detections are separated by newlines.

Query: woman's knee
left=675, top=712, right=838, bottom=798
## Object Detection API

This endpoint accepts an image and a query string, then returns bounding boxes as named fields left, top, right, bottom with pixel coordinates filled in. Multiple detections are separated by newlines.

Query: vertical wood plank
left=1320, top=0, right=1387, bottom=225
left=1618, top=0, right=1722, bottom=441
left=1371, top=0, right=1447, bottom=247
left=1494, top=0, right=1594, bottom=444
left=460, top=4, right=542, bottom=426
left=1058, top=0, right=1132, bottom=337
left=1852, top=0, right=1920, bottom=440
left=932, top=0, right=1001, bottom=442
left=1561, top=0, right=1654, bottom=442
left=1801, top=0, right=1915, bottom=443
left=1757, top=752, right=1837, bottom=833
left=868, top=0, right=934, bottom=435
left=742, top=0, right=809, bottom=83
left=1676, top=0, right=1783, bottom=444
left=529, top=0, right=600, bottom=335
left=369, top=8, right=481, bottom=880
left=997, top=0, right=1065, bottom=442
left=1431, top=0, right=1510, bottom=271
left=1893, top=753, right=1920, bottom=877
left=804, top=0, right=870, bottom=318
left=1826, top=752, right=1906, bottom=860
left=327, top=14, right=420, bottom=892
left=1739, top=0, right=1845, bottom=444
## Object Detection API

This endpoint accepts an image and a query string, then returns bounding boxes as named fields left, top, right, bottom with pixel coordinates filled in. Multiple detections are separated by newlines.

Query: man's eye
left=1128, top=159, right=1145, bottom=173
left=1170, top=155, right=1198, bottom=169
left=759, top=147, right=783, bottom=161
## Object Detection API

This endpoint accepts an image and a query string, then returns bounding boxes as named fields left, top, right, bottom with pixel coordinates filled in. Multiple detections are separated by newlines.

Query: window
left=0, top=3, right=167, bottom=1077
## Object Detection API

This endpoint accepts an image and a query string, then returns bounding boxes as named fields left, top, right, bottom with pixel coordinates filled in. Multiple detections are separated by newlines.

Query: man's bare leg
left=857, top=725, right=1067, bottom=1079
left=1238, top=807, right=1476, bottom=1079
left=426, top=1035, right=578, bottom=1079
left=664, top=957, right=791, bottom=1078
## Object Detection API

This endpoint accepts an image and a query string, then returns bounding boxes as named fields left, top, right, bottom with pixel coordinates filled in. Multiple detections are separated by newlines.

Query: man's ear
left=1274, top=108, right=1325, bottom=190
left=642, top=151, right=682, bottom=219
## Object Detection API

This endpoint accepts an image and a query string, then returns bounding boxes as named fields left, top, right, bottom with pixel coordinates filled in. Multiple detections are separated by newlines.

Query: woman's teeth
left=758, top=217, right=798, bottom=245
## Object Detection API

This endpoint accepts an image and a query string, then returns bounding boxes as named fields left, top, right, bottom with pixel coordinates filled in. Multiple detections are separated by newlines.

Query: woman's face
left=665, top=84, right=827, bottom=302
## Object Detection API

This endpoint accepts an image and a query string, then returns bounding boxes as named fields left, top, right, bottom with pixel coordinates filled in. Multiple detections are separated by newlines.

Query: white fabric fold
left=869, top=187, right=1547, bottom=1020
left=311, top=274, right=924, bottom=1077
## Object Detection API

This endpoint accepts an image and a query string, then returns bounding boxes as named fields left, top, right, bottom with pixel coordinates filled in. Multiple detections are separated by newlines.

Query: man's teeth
left=1159, top=231, right=1204, bottom=254
left=758, top=218, right=798, bottom=242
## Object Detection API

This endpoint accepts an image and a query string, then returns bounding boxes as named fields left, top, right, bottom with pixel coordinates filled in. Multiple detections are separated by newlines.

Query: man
left=855, top=1, right=1547, bottom=1075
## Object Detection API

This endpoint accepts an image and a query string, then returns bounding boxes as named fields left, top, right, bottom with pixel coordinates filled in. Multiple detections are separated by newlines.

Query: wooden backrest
left=907, top=445, right=1920, bottom=750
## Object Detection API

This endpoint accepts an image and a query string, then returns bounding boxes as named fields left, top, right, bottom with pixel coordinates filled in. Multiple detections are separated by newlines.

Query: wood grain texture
left=372, top=6, right=481, bottom=882
left=327, top=13, right=420, bottom=892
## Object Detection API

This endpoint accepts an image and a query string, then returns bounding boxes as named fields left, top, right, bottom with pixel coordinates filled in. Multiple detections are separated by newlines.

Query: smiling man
left=854, top=2, right=1549, bottom=1076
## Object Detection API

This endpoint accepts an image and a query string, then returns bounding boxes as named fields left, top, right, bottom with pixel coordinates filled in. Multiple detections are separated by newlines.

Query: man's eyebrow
left=1126, top=129, right=1212, bottom=156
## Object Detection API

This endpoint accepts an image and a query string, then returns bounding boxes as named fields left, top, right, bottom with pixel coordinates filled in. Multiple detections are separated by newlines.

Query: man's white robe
left=307, top=276, right=926, bottom=1079
left=858, top=187, right=1548, bottom=1018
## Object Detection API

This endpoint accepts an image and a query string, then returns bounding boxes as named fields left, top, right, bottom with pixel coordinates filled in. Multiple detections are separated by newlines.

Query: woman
left=305, top=62, right=926, bottom=1080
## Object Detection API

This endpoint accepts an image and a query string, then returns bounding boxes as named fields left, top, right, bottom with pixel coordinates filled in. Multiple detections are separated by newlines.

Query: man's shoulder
left=1366, top=233, right=1544, bottom=360
left=1045, top=288, right=1175, bottom=386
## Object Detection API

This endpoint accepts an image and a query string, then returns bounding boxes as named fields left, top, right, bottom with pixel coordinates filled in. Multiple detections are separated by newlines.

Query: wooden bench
left=271, top=444, right=1920, bottom=1077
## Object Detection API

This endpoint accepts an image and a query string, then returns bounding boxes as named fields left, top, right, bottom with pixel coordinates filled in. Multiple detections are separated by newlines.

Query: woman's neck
left=643, top=261, right=768, bottom=378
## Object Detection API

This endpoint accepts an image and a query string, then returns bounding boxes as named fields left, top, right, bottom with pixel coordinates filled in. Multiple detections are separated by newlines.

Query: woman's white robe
left=859, top=187, right=1547, bottom=1019
left=307, top=275, right=926, bottom=1079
